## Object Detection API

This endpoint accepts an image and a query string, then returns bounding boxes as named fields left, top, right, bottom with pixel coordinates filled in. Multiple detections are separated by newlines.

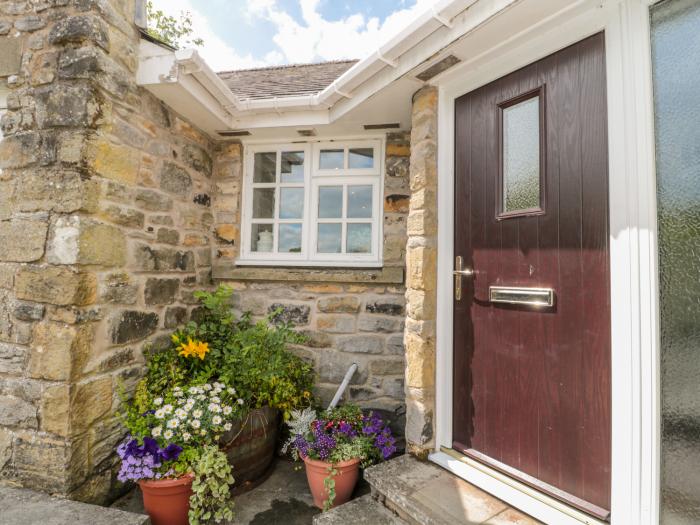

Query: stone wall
left=211, top=132, right=411, bottom=429
left=404, top=86, right=438, bottom=457
left=0, top=0, right=216, bottom=502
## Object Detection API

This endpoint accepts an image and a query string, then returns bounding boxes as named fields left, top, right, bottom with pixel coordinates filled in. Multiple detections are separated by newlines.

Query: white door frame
left=430, top=1, right=660, bottom=524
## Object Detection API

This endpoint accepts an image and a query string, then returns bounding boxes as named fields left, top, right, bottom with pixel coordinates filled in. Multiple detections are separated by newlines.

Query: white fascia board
left=232, top=110, right=332, bottom=130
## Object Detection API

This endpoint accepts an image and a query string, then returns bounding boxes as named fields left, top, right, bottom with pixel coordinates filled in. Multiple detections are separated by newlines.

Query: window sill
left=211, top=264, right=404, bottom=285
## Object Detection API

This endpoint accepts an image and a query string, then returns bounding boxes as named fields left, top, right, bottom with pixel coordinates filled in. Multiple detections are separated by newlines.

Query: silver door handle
left=454, top=256, right=473, bottom=300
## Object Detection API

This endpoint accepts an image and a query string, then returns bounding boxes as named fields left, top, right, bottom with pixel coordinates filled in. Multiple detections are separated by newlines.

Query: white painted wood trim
left=433, top=1, right=661, bottom=523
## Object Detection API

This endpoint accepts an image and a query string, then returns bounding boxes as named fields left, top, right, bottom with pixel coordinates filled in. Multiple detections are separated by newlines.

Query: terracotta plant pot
left=139, top=474, right=193, bottom=525
left=303, top=455, right=361, bottom=510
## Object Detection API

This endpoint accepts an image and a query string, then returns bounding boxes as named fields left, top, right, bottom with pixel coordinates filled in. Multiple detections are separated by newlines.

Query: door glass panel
left=652, top=1, right=700, bottom=523
left=279, top=187, right=304, bottom=219
left=317, top=223, right=341, bottom=253
left=348, top=148, right=374, bottom=169
left=318, top=186, right=343, bottom=218
left=252, top=188, right=275, bottom=218
left=281, top=151, right=304, bottom=183
left=346, top=223, right=371, bottom=253
left=502, top=95, right=541, bottom=214
left=251, top=224, right=273, bottom=252
left=253, top=152, right=276, bottom=183
left=279, top=224, right=302, bottom=253
left=347, top=185, right=372, bottom=218
left=319, top=149, right=344, bottom=170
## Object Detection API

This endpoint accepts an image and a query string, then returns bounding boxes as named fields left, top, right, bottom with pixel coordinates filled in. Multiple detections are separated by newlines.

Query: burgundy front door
left=452, top=33, right=611, bottom=519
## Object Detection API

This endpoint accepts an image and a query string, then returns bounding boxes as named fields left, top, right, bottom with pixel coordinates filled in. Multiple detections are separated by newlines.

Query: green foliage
left=142, top=286, right=314, bottom=419
left=323, top=465, right=338, bottom=512
left=188, top=446, right=235, bottom=525
left=145, top=0, right=204, bottom=49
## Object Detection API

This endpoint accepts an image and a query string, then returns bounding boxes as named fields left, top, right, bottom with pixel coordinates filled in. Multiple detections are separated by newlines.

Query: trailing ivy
left=188, top=446, right=235, bottom=525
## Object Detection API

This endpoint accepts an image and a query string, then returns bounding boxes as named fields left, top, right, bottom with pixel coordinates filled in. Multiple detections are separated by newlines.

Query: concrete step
left=364, top=455, right=541, bottom=525
left=313, top=494, right=408, bottom=525
left=0, top=485, right=151, bottom=525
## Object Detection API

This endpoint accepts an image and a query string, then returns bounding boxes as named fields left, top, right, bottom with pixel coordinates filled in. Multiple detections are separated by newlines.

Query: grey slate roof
left=217, top=60, right=359, bottom=100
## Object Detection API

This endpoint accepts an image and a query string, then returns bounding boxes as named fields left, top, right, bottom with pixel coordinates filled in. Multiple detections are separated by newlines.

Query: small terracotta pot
left=139, top=473, right=194, bottom=525
left=303, top=455, right=361, bottom=510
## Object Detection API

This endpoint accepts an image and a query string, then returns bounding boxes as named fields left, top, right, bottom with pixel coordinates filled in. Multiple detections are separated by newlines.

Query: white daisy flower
left=193, top=409, right=203, bottom=418
left=167, top=419, right=179, bottom=429
left=163, top=404, right=174, bottom=414
left=182, top=432, right=191, bottom=442
left=191, top=419, right=201, bottom=429
left=175, top=408, right=187, bottom=419
left=224, top=422, right=232, bottom=431
left=155, top=409, right=166, bottom=419
left=202, top=384, right=212, bottom=391
left=211, top=396, right=221, bottom=403
left=227, top=387, right=236, bottom=395
left=152, top=426, right=162, bottom=437
left=173, top=390, right=183, bottom=398
left=200, top=429, right=206, bottom=436
left=222, top=406, right=232, bottom=415
left=197, top=394, right=206, bottom=401
left=153, top=397, right=163, bottom=406
left=208, top=403, right=221, bottom=413
left=163, top=429, right=173, bottom=440
left=188, top=386, right=199, bottom=395
left=237, top=398, right=244, bottom=405
left=212, top=415, right=222, bottom=425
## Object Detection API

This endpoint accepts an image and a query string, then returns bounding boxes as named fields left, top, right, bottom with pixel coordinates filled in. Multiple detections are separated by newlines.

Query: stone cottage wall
left=0, top=0, right=215, bottom=502
left=211, top=133, right=411, bottom=426
left=404, top=86, right=438, bottom=457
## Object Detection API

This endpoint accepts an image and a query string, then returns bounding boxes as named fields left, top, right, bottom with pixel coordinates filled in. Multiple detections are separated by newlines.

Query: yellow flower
left=171, top=333, right=180, bottom=344
left=178, top=338, right=210, bottom=360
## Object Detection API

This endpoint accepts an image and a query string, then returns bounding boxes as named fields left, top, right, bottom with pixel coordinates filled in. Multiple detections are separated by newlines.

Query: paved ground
left=111, top=458, right=370, bottom=525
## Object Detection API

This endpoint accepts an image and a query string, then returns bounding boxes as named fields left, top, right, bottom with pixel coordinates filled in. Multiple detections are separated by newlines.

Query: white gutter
left=137, top=0, right=478, bottom=123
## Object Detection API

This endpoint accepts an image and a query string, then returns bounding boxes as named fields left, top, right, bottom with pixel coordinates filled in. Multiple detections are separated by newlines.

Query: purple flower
left=116, top=435, right=183, bottom=482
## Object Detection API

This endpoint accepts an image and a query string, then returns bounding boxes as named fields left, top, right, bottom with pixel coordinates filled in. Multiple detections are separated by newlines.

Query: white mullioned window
left=239, top=139, right=384, bottom=267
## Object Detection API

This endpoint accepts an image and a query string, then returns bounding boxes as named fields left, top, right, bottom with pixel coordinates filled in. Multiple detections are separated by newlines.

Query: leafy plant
left=146, top=0, right=204, bottom=49
left=189, top=445, right=236, bottom=525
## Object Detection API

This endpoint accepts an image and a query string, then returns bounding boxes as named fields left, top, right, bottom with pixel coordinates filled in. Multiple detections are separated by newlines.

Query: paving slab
left=313, top=494, right=407, bottom=525
left=365, top=455, right=541, bottom=525
left=0, top=485, right=150, bottom=525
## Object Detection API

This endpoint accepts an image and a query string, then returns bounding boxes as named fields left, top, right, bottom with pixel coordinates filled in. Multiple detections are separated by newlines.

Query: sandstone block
left=100, top=273, right=137, bottom=305
left=370, top=358, right=405, bottom=376
left=99, top=205, right=144, bottom=229
left=0, top=217, right=48, bottom=262
left=0, top=36, right=22, bottom=76
left=183, top=144, right=212, bottom=177
left=318, top=351, right=368, bottom=385
left=405, top=288, right=437, bottom=321
left=40, top=384, right=70, bottom=436
left=72, top=377, right=113, bottom=432
left=0, top=131, right=55, bottom=169
left=405, top=397, right=434, bottom=447
left=48, top=15, right=109, bottom=50
left=144, top=278, right=179, bottom=305
left=214, top=223, right=237, bottom=244
left=13, top=301, right=45, bottom=322
left=386, top=334, right=405, bottom=355
left=405, top=332, right=435, bottom=389
left=90, top=140, right=140, bottom=184
left=35, top=84, right=100, bottom=129
left=365, top=296, right=405, bottom=316
left=406, top=245, right=437, bottom=291
left=160, top=162, right=192, bottom=196
left=384, top=194, right=410, bottom=213
left=316, top=315, right=355, bottom=334
left=335, top=335, right=384, bottom=354
left=385, top=155, right=409, bottom=178
left=0, top=395, right=37, bottom=429
left=110, top=310, right=159, bottom=344
left=15, top=266, right=97, bottom=306
left=358, top=314, right=404, bottom=333
left=135, top=189, right=172, bottom=212
left=134, top=244, right=195, bottom=272
left=29, top=322, right=90, bottom=381
left=48, top=216, right=126, bottom=267
left=317, top=296, right=361, bottom=314
left=298, top=329, right=332, bottom=348
left=164, top=306, right=187, bottom=329
left=268, top=303, right=310, bottom=325
left=17, top=170, right=99, bottom=213
left=0, top=343, right=26, bottom=374
left=156, top=228, right=179, bottom=245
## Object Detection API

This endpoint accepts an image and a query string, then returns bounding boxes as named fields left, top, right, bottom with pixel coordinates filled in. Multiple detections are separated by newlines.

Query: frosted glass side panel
left=502, top=96, right=541, bottom=214
left=651, top=1, right=700, bottom=522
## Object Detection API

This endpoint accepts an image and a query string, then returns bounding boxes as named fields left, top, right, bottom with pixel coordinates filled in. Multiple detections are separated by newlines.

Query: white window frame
left=238, top=139, right=384, bottom=267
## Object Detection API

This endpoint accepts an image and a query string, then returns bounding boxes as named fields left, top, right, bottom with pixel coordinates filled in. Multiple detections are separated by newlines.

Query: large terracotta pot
left=138, top=473, right=193, bottom=525
left=220, top=406, right=279, bottom=489
left=303, top=455, right=361, bottom=510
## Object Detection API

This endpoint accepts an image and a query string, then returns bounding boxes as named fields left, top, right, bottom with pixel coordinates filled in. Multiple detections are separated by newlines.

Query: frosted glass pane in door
left=502, top=96, right=540, bottom=213
left=651, top=0, right=700, bottom=522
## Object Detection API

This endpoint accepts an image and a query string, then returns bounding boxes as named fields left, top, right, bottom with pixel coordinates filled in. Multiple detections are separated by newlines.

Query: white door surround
left=431, top=1, right=660, bottom=524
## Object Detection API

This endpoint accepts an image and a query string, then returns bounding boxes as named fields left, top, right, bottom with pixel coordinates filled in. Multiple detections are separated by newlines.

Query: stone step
left=313, top=494, right=408, bottom=525
left=0, top=485, right=151, bottom=525
left=364, top=455, right=541, bottom=525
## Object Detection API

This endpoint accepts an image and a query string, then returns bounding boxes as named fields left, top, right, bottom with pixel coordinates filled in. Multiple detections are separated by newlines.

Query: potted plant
left=118, top=381, right=244, bottom=524
left=128, top=286, right=314, bottom=486
left=284, top=405, right=397, bottom=510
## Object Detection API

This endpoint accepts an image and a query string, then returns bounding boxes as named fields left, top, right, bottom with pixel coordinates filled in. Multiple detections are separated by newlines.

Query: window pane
left=279, top=187, right=304, bottom=219
left=347, top=185, right=373, bottom=218
left=281, top=151, right=304, bottom=183
left=279, top=224, right=302, bottom=253
left=651, top=1, right=700, bottom=522
left=348, top=148, right=374, bottom=169
left=252, top=188, right=275, bottom=218
left=502, top=96, right=540, bottom=213
left=346, top=223, right=371, bottom=254
left=319, top=149, right=344, bottom=170
left=254, top=152, right=276, bottom=183
left=317, top=223, right=341, bottom=253
left=318, top=186, right=343, bottom=218
left=251, top=224, right=273, bottom=252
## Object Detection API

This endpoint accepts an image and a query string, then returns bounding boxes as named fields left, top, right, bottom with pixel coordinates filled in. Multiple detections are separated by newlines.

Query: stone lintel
left=212, top=265, right=404, bottom=285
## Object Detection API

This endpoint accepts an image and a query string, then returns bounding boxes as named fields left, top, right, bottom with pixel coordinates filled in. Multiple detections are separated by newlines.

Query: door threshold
left=430, top=448, right=608, bottom=525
